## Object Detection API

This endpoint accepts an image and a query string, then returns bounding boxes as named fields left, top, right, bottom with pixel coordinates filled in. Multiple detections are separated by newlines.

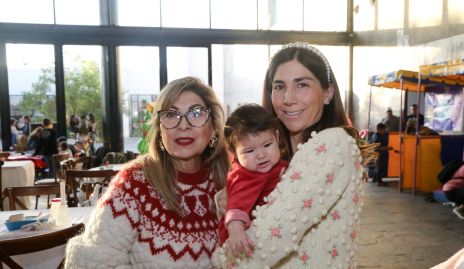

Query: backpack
left=437, top=160, right=464, bottom=184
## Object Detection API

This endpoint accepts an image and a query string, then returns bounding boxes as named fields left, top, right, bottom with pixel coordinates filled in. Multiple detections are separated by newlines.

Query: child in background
left=58, top=141, right=73, bottom=158
left=218, top=104, right=288, bottom=258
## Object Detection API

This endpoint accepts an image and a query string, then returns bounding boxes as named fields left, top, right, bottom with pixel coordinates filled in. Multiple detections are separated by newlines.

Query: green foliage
left=18, top=67, right=56, bottom=121
left=17, top=59, right=102, bottom=135
left=137, top=105, right=153, bottom=154
left=65, top=60, right=102, bottom=119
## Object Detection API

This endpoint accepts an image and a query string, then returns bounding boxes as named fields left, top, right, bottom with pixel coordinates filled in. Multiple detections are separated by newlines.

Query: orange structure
left=369, top=66, right=464, bottom=194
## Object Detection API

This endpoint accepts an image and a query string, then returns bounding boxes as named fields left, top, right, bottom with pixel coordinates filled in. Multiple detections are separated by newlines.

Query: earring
left=209, top=134, right=218, bottom=148
left=159, top=140, right=165, bottom=151
left=324, top=99, right=331, bottom=105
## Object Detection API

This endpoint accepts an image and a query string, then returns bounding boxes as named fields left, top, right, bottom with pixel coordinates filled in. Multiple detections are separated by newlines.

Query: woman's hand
left=225, top=221, right=254, bottom=258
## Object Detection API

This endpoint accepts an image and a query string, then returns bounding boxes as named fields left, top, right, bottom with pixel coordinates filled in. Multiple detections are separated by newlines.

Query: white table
left=0, top=207, right=94, bottom=269
left=89, top=163, right=124, bottom=172
left=1, top=160, right=35, bottom=209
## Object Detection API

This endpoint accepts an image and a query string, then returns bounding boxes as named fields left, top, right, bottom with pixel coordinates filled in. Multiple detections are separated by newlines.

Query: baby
left=218, top=104, right=288, bottom=259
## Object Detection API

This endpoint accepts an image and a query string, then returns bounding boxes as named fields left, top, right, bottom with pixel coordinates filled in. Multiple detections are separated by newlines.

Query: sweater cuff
left=225, top=209, right=251, bottom=228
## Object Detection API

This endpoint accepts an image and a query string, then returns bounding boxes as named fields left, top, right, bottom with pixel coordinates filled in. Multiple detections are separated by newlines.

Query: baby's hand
left=226, top=221, right=254, bottom=258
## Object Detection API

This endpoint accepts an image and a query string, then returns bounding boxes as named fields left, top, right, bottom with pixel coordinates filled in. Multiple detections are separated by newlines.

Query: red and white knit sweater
left=65, top=164, right=219, bottom=269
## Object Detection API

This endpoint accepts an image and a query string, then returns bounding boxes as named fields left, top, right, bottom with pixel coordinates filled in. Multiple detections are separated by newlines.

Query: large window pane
left=353, top=46, right=422, bottom=131
left=63, top=45, right=103, bottom=154
left=378, top=0, right=404, bottom=30
left=212, top=44, right=349, bottom=118
left=161, top=0, right=209, bottom=28
left=353, top=0, right=375, bottom=31
left=167, top=47, right=208, bottom=84
left=116, top=0, right=160, bottom=27
left=6, top=44, right=55, bottom=130
left=55, top=0, right=100, bottom=25
left=304, top=0, right=347, bottom=31
left=258, top=0, right=303, bottom=31
left=212, top=45, right=269, bottom=116
left=448, top=0, right=464, bottom=24
left=211, top=0, right=257, bottom=30
left=409, top=0, right=443, bottom=28
left=0, top=0, right=54, bottom=24
left=317, top=46, right=349, bottom=108
left=118, top=46, right=160, bottom=153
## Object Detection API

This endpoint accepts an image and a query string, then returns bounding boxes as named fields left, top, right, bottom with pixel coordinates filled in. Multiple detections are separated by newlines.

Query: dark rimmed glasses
left=158, top=107, right=211, bottom=129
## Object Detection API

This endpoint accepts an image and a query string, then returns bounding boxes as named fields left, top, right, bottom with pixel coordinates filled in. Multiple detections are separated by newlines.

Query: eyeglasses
left=158, top=107, right=211, bottom=129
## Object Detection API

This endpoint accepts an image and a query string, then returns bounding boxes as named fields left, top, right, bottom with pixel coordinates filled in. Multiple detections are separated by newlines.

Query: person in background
left=405, top=104, right=424, bottom=134
left=213, top=43, right=376, bottom=268
left=381, top=107, right=400, bottom=132
left=73, top=141, right=86, bottom=158
left=215, top=104, right=288, bottom=261
left=10, top=118, right=19, bottom=146
left=433, top=161, right=464, bottom=268
left=76, top=127, right=90, bottom=156
left=86, top=112, right=96, bottom=155
left=69, top=114, right=80, bottom=138
left=33, top=118, right=58, bottom=177
left=65, top=77, right=231, bottom=268
left=443, top=163, right=464, bottom=220
left=58, top=141, right=73, bottom=158
left=26, top=127, right=43, bottom=151
left=19, top=115, right=31, bottom=136
left=370, top=123, right=390, bottom=186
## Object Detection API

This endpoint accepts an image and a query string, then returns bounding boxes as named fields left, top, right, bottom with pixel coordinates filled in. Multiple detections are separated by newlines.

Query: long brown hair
left=137, top=77, right=230, bottom=214
left=262, top=44, right=348, bottom=157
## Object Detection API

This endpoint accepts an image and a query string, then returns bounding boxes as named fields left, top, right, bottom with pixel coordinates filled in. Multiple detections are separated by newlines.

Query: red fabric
left=218, top=159, right=288, bottom=244
left=225, top=209, right=251, bottom=228
left=7, top=155, right=47, bottom=169
left=101, top=164, right=219, bottom=261
left=443, top=165, right=464, bottom=192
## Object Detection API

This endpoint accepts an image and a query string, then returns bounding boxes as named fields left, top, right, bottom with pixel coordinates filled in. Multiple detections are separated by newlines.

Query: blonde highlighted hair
left=137, top=77, right=230, bottom=214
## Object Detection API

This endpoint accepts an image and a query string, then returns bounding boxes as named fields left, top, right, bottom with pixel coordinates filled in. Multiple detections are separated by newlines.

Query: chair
left=2, top=185, right=67, bottom=210
left=34, top=153, right=70, bottom=185
left=33, top=153, right=69, bottom=209
left=60, top=156, right=94, bottom=171
left=65, top=169, right=118, bottom=207
left=102, top=151, right=136, bottom=165
left=0, top=223, right=85, bottom=269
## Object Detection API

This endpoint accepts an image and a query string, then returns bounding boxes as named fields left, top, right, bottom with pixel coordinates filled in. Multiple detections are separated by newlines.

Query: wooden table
left=1, top=160, right=35, bottom=210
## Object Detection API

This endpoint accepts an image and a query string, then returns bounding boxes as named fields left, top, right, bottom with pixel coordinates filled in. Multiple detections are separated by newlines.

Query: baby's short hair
left=224, top=103, right=282, bottom=154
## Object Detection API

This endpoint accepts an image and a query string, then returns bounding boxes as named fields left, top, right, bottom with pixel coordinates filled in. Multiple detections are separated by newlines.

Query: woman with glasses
left=65, top=77, right=230, bottom=269
left=213, top=43, right=376, bottom=268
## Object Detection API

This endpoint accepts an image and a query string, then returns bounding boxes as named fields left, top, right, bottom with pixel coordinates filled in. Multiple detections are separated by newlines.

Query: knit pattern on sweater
left=213, top=127, right=364, bottom=268
left=65, top=164, right=219, bottom=269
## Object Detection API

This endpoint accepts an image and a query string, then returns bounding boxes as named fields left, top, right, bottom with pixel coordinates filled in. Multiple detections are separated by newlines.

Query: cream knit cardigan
left=213, top=127, right=364, bottom=269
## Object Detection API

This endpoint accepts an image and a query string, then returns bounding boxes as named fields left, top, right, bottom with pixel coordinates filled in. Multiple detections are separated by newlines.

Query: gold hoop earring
left=209, top=133, right=218, bottom=148
left=159, top=140, right=165, bottom=151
